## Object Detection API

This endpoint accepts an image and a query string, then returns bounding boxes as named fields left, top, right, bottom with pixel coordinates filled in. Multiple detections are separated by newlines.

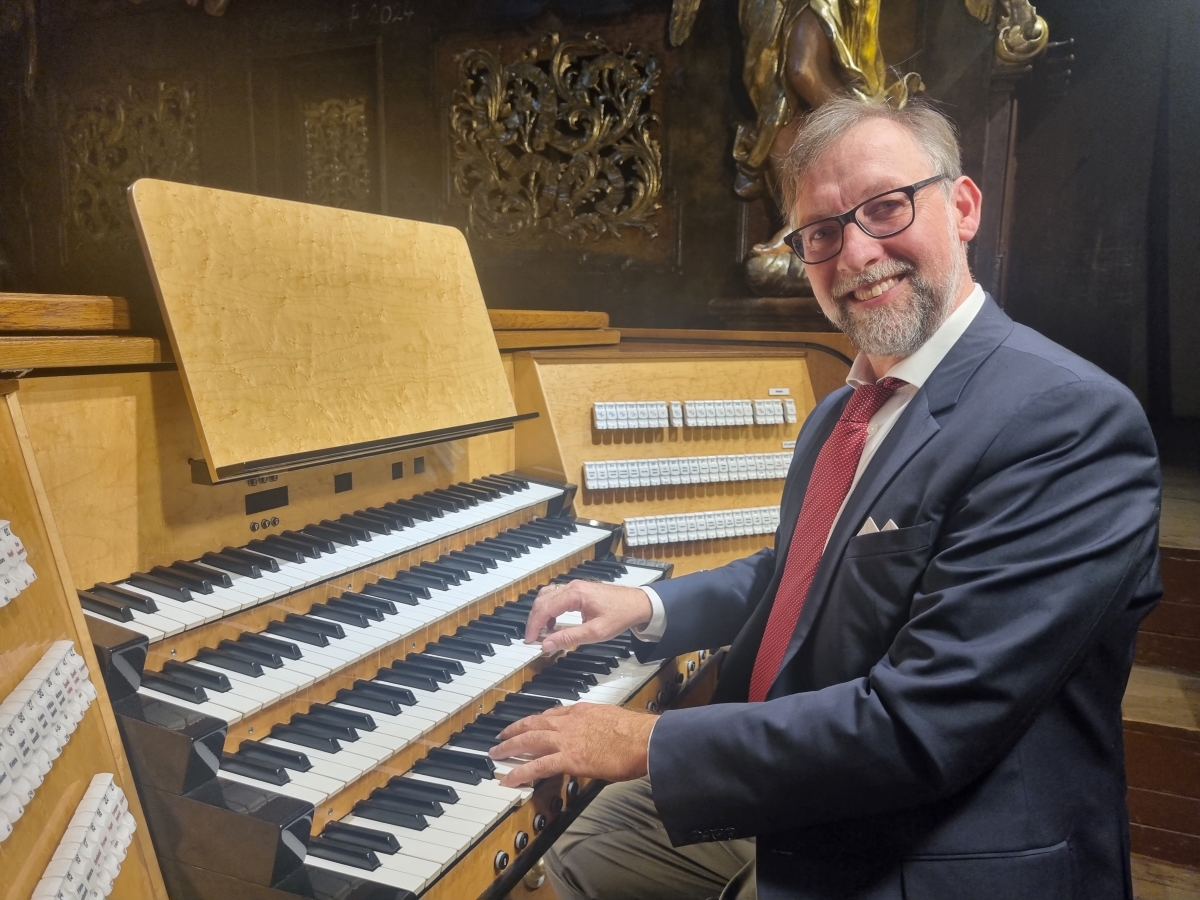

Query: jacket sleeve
left=646, top=379, right=1161, bottom=842
left=633, top=547, right=778, bottom=662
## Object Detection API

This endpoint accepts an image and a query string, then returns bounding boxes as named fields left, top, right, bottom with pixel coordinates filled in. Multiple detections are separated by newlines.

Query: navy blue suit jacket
left=637, top=298, right=1162, bottom=900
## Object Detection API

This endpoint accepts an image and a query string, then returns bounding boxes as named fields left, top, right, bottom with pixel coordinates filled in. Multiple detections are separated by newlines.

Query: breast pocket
left=834, top=521, right=936, bottom=659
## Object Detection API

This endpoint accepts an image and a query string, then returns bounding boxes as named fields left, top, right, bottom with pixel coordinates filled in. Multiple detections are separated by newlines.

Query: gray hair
left=780, top=96, right=963, bottom=227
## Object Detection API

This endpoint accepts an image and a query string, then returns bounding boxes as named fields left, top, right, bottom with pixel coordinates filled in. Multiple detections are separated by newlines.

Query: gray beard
left=826, top=254, right=962, bottom=358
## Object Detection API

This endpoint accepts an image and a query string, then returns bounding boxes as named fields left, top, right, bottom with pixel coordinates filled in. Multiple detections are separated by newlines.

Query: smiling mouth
left=850, top=275, right=903, bottom=302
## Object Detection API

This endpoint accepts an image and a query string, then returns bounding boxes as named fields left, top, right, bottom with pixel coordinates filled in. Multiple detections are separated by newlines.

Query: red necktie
left=747, top=377, right=906, bottom=702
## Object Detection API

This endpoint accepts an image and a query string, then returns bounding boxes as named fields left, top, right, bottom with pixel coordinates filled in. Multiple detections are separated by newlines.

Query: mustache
left=831, top=260, right=915, bottom=299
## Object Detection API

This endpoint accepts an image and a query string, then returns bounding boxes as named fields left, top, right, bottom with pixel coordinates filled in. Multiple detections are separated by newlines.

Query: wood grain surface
left=128, top=179, right=516, bottom=481
left=510, top=347, right=815, bottom=575
left=0, top=335, right=169, bottom=369
left=19, top=369, right=515, bottom=590
left=489, top=310, right=609, bottom=331
left=494, top=329, right=621, bottom=350
left=0, top=388, right=167, bottom=900
left=0, top=294, right=132, bottom=332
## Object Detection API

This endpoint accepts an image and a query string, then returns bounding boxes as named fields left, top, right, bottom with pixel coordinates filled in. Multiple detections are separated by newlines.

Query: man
left=490, top=98, right=1162, bottom=900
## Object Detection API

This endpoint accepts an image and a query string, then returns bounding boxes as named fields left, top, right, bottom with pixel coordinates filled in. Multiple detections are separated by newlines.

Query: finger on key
left=501, top=752, right=567, bottom=788
left=523, top=583, right=581, bottom=645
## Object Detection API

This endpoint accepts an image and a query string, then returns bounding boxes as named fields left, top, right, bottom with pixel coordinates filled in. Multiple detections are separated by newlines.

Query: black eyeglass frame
left=784, top=174, right=950, bottom=264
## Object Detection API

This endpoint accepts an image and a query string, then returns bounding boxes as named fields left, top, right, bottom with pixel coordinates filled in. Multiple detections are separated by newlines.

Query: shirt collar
left=846, top=283, right=985, bottom=389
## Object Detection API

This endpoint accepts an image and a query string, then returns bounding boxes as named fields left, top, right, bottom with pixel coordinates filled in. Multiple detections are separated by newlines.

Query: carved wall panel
left=302, top=96, right=372, bottom=210
left=449, top=32, right=663, bottom=247
left=61, top=81, right=199, bottom=246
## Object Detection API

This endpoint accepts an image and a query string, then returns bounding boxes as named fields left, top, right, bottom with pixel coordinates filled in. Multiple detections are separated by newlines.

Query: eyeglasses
left=784, top=174, right=949, bottom=264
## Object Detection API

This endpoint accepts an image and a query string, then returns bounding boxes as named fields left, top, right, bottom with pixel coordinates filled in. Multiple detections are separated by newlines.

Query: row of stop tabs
left=33, top=773, right=137, bottom=900
left=1, top=640, right=99, bottom=842
left=0, top=520, right=35, bottom=606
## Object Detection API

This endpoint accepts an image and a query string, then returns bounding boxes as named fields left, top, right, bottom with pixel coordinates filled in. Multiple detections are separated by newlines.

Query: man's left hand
left=488, top=703, right=657, bottom=788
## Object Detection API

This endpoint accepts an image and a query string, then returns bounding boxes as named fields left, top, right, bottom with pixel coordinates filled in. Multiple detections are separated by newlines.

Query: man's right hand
left=524, top=580, right=653, bottom=653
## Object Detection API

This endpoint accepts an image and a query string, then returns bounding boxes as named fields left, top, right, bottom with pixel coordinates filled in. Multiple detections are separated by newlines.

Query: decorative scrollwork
left=62, top=81, right=199, bottom=245
left=995, top=0, right=1049, bottom=65
left=303, top=97, right=372, bottom=211
left=450, top=33, right=663, bottom=245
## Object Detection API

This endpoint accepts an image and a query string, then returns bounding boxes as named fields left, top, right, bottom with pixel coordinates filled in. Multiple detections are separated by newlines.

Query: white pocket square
left=857, top=517, right=880, bottom=536
left=882, top=519, right=899, bottom=532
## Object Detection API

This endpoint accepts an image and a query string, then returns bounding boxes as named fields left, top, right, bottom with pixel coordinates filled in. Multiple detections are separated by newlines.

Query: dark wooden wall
left=0, top=0, right=1195, bottom=422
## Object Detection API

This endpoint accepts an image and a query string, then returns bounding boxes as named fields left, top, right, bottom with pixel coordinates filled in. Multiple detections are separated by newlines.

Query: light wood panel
left=0, top=335, right=170, bottom=369
left=128, top=179, right=516, bottom=481
left=0, top=385, right=167, bottom=900
left=494, top=329, right=621, bottom=351
left=489, top=310, right=609, bottom=331
left=1131, top=854, right=1200, bottom=900
left=19, top=370, right=514, bottom=591
left=511, top=347, right=816, bottom=574
left=0, top=293, right=132, bottom=332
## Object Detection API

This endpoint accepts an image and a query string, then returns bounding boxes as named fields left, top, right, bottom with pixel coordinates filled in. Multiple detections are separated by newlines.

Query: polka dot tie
left=747, top=376, right=906, bottom=703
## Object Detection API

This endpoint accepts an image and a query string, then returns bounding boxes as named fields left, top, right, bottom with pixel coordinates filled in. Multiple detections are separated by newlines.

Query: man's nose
left=837, top=221, right=885, bottom=273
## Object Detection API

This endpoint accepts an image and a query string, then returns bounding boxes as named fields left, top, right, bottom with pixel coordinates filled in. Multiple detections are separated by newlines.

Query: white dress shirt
left=632, top=284, right=986, bottom=643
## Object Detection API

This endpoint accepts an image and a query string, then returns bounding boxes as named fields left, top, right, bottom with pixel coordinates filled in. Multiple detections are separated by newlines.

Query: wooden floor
left=1162, top=467, right=1200, bottom=551
left=1132, top=854, right=1200, bottom=900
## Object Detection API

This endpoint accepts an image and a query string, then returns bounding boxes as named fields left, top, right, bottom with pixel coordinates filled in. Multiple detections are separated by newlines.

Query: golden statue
left=671, top=0, right=922, bottom=295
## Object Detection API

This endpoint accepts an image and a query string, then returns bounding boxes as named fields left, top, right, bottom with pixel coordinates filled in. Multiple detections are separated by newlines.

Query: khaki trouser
left=545, top=776, right=757, bottom=900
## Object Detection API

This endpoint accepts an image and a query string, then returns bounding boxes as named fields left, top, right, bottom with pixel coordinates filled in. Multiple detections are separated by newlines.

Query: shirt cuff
left=631, top=586, right=667, bottom=643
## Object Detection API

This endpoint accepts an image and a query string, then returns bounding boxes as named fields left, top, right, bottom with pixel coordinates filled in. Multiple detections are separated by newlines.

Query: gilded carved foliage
left=303, top=97, right=372, bottom=211
left=450, top=33, right=663, bottom=245
left=62, top=82, right=199, bottom=245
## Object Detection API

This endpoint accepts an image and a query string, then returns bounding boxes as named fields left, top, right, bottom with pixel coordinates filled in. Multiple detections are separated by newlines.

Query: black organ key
left=478, top=474, right=521, bottom=493
left=424, top=641, right=483, bottom=664
left=339, top=513, right=391, bottom=535
left=410, top=757, right=482, bottom=785
left=382, top=500, right=435, bottom=522
left=474, top=615, right=523, bottom=637
left=392, top=658, right=453, bottom=683
left=558, top=656, right=614, bottom=675
left=406, top=653, right=464, bottom=677
left=91, top=582, right=160, bottom=613
left=288, top=713, right=358, bottom=742
left=303, top=523, right=358, bottom=547
left=457, top=624, right=512, bottom=645
left=449, top=732, right=500, bottom=752
left=264, top=620, right=330, bottom=647
left=196, top=647, right=265, bottom=677
left=341, top=591, right=400, bottom=614
left=379, top=576, right=431, bottom=600
left=128, top=571, right=193, bottom=601
left=77, top=590, right=136, bottom=622
left=400, top=497, right=446, bottom=518
left=280, top=530, right=336, bottom=554
left=142, top=672, right=208, bottom=703
left=467, top=542, right=515, bottom=562
left=426, top=749, right=495, bottom=778
left=336, top=688, right=403, bottom=716
left=218, top=639, right=283, bottom=668
left=440, top=486, right=480, bottom=506
left=322, top=821, right=401, bottom=855
left=238, top=740, right=312, bottom=772
left=436, top=635, right=494, bottom=656
left=320, top=519, right=373, bottom=542
left=352, top=680, right=417, bottom=707
left=365, top=507, right=415, bottom=529
left=387, top=776, right=458, bottom=804
left=171, top=559, right=234, bottom=588
left=149, top=565, right=213, bottom=594
left=223, top=545, right=281, bottom=572
left=374, top=667, right=439, bottom=693
left=416, top=562, right=463, bottom=585
left=365, top=791, right=443, bottom=818
left=521, top=680, right=579, bottom=700
left=447, top=549, right=494, bottom=571
left=352, top=802, right=428, bottom=832
left=328, top=596, right=386, bottom=620
left=309, top=603, right=371, bottom=629
left=306, top=836, right=380, bottom=870
left=270, top=724, right=340, bottom=754
left=307, top=703, right=376, bottom=732
left=501, top=692, right=561, bottom=713
left=239, top=633, right=304, bottom=659
left=162, top=660, right=233, bottom=692
left=221, top=753, right=291, bottom=786
left=358, top=584, right=419, bottom=606
left=283, top=613, right=344, bottom=639
left=201, top=551, right=262, bottom=578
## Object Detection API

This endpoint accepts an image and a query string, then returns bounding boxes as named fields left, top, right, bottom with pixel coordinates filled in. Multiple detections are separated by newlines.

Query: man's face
left=793, top=119, right=979, bottom=359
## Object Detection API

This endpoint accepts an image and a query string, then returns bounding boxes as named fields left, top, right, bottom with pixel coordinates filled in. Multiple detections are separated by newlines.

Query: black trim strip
left=190, top=412, right=539, bottom=485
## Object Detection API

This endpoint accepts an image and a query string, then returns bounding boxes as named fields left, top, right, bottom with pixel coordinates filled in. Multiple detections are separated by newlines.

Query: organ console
left=3, top=181, right=741, bottom=899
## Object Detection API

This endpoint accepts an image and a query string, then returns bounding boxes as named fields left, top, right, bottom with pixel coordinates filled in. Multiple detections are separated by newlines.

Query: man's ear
left=951, top=176, right=983, bottom=243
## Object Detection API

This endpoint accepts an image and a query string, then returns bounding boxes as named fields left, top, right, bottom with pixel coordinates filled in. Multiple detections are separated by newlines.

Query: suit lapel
left=764, top=296, right=1015, bottom=699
